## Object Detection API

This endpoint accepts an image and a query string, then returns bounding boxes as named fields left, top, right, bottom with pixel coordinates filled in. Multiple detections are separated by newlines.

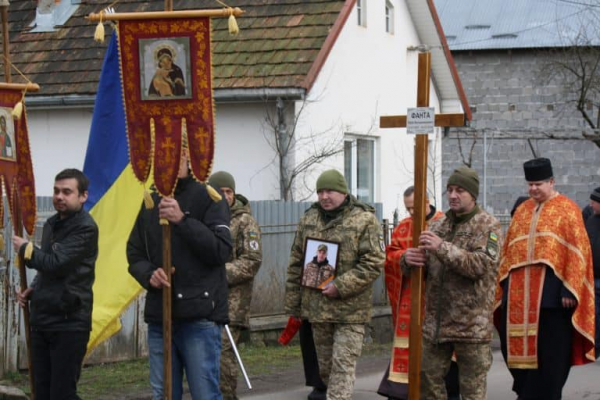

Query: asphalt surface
left=239, top=350, right=600, bottom=400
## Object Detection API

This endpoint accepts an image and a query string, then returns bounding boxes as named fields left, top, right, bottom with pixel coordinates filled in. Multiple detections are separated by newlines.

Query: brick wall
left=442, top=49, right=600, bottom=214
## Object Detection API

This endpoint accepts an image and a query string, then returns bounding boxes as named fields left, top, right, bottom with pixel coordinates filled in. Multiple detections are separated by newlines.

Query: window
left=31, top=0, right=80, bottom=32
left=385, top=1, right=395, bottom=34
left=344, top=137, right=376, bottom=203
left=357, top=0, right=367, bottom=27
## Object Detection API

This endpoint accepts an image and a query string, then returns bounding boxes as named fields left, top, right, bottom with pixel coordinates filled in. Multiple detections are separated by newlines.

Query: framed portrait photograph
left=139, top=37, right=193, bottom=101
left=301, top=237, right=340, bottom=290
left=0, top=107, right=16, bottom=162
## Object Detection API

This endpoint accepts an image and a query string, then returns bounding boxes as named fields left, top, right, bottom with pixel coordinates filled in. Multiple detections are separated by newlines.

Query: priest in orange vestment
left=377, top=186, right=459, bottom=400
left=495, top=158, right=595, bottom=400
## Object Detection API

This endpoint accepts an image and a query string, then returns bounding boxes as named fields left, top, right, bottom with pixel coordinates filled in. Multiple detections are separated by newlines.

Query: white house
left=14, top=0, right=469, bottom=220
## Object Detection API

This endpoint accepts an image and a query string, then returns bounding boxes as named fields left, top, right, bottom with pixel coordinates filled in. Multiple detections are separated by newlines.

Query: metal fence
left=0, top=197, right=512, bottom=370
left=0, top=198, right=386, bottom=369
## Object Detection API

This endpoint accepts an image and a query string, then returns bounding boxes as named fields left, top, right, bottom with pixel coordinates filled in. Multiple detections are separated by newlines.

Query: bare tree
left=455, top=130, right=478, bottom=167
left=539, top=9, right=600, bottom=147
left=261, top=97, right=344, bottom=201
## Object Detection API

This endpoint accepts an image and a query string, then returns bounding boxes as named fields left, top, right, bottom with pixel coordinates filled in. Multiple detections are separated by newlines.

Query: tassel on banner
left=228, top=9, right=240, bottom=36
left=24, top=242, right=33, bottom=260
left=11, top=97, right=23, bottom=120
left=143, top=189, right=155, bottom=209
left=206, top=183, right=222, bottom=202
left=94, top=6, right=115, bottom=43
left=94, top=20, right=105, bottom=43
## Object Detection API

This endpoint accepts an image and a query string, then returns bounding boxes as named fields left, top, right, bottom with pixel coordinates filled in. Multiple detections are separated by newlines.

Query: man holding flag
left=127, top=144, right=232, bottom=399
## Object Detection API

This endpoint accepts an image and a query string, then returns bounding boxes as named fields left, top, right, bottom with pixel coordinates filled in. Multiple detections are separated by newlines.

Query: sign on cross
left=380, top=51, right=466, bottom=400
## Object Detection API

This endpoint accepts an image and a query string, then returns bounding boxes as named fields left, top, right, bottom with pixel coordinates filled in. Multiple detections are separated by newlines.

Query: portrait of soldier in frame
left=301, top=238, right=339, bottom=290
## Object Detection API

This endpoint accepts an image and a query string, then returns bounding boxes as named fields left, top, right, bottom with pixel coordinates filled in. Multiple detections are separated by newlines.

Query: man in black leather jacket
left=14, top=168, right=98, bottom=400
left=127, top=147, right=232, bottom=400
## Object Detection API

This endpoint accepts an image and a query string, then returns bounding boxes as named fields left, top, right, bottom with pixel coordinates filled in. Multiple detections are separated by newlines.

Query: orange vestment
left=384, top=212, right=443, bottom=383
left=494, top=194, right=595, bottom=367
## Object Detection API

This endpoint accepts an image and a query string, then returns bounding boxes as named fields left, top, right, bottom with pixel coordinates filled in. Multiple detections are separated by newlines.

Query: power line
left=554, top=0, right=600, bottom=8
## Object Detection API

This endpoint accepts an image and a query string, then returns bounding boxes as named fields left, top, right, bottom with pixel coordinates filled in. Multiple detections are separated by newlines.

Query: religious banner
left=0, top=85, right=36, bottom=236
left=116, top=17, right=215, bottom=196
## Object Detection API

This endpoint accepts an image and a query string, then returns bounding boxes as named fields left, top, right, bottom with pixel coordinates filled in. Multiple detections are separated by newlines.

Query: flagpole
left=161, top=1, right=173, bottom=398
left=87, top=8, right=243, bottom=22
left=1, top=1, right=35, bottom=397
left=1, top=0, right=9, bottom=83
left=14, top=195, right=35, bottom=400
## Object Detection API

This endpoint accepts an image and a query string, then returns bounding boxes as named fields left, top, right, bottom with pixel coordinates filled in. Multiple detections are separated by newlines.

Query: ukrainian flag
left=83, top=32, right=145, bottom=353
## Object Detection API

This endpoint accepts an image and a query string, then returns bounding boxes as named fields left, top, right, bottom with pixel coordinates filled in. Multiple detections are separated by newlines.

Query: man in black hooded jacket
left=127, top=148, right=232, bottom=399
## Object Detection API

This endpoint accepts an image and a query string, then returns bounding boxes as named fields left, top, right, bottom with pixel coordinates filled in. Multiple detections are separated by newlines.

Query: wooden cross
left=380, top=52, right=466, bottom=400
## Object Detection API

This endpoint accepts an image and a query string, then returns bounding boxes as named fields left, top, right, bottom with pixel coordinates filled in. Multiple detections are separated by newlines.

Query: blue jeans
left=595, top=279, right=600, bottom=357
left=148, top=320, right=222, bottom=400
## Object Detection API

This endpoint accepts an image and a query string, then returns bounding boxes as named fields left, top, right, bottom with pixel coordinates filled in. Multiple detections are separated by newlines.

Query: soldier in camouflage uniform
left=285, top=169, right=384, bottom=400
left=403, top=167, right=502, bottom=400
left=209, top=171, right=262, bottom=400
left=302, top=244, right=335, bottom=288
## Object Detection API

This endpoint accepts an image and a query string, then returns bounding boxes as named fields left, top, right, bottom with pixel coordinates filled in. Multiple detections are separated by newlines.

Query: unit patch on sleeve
left=486, top=232, right=499, bottom=259
left=379, top=233, right=385, bottom=252
left=248, top=231, right=260, bottom=251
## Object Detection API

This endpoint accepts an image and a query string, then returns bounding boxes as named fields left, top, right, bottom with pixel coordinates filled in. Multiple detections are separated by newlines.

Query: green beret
left=447, top=166, right=479, bottom=200
left=316, top=169, right=348, bottom=194
left=208, top=171, right=235, bottom=192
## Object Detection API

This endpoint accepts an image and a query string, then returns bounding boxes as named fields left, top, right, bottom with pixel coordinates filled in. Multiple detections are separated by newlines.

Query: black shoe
left=308, top=387, right=327, bottom=400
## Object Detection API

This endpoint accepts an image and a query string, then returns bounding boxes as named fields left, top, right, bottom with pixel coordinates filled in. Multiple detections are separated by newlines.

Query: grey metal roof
left=434, top=0, right=600, bottom=50
left=405, top=0, right=470, bottom=116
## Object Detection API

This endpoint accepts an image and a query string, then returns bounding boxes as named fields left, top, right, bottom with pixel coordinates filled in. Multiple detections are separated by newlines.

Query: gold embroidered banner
left=0, top=87, right=36, bottom=235
left=116, top=17, right=215, bottom=196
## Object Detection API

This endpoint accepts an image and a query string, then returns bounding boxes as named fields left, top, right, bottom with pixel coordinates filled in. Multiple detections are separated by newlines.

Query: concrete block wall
left=442, top=49, right=600, bottom=214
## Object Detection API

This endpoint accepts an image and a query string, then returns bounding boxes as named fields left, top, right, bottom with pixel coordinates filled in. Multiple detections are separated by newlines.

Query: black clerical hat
left=591, top=187, right=600, bottom=203
left=523, top=158, right=553, bottom=182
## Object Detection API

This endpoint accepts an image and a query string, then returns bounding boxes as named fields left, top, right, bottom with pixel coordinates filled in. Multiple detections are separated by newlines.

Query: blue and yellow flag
left=83, top=32, right=145, bottom=353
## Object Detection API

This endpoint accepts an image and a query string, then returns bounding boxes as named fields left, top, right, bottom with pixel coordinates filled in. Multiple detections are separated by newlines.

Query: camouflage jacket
left=284, top=195, right=385, bottom=323
left=402, top=205, right=502, bottom=343
left=301, top=259, right=335, bottom=288
left=227, top=194, right=262, bottom=327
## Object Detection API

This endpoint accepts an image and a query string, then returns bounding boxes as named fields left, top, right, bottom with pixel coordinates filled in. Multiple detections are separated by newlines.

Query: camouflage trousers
left=421, top=339, right=492, bottom=400
left=220, top=326, right=241, bottom=400
left=312, top=322, right=365, bottom=400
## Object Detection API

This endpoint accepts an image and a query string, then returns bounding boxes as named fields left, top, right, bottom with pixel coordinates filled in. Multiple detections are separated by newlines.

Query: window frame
left=385, top=0, right=395, bottom=34
left=344, top=135, right=377, bottom=203
left=357, top=0, right=367, bottom=27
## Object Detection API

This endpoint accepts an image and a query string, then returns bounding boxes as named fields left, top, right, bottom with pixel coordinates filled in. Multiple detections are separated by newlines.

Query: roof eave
left=24, top=88, right=307, bottom=109
left=302, top=0, right=356, bottom=93
left=426, top=0, right=472, bottom=122
left=405, top=0, right=472, bottom=122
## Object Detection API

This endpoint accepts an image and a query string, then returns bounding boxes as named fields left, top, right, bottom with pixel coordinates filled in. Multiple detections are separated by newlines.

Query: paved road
left=240, top=350, right=600, bottom=400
